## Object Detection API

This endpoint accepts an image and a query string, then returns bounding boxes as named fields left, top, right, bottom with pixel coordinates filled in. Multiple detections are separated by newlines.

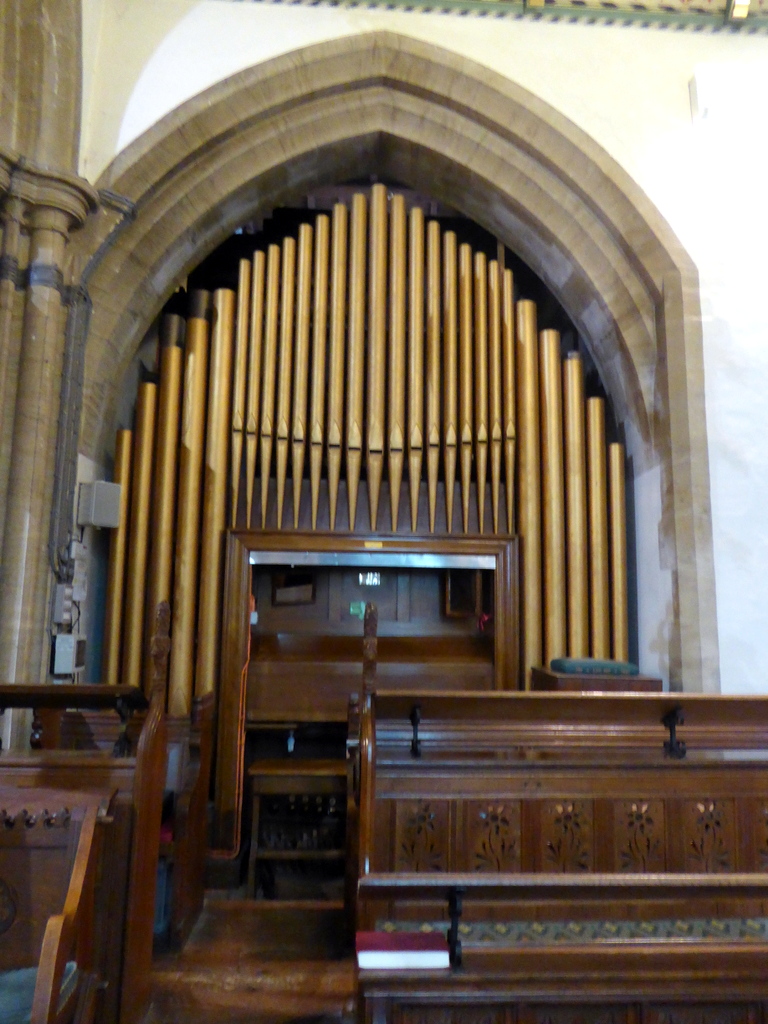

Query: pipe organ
left=103, top=185, right=630, bottom=699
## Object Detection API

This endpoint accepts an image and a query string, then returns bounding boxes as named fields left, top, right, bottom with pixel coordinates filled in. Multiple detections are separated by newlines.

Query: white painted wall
left=79, top=1, right=768, bottom=691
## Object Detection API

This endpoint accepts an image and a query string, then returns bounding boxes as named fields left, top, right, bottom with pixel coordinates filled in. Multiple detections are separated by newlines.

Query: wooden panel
left=537, top=799, right=594, bottom=872
left=682, top=797, right=736, bottom=873
left=612, top=798, right=666, bottom=872
left=643, top=1007, right=760, bottom=1024
left=462, top=799, right=522, bottom=873
left=394, top=800, right=450, bottom=872
left=520, top=1009, right=628, bottom=1024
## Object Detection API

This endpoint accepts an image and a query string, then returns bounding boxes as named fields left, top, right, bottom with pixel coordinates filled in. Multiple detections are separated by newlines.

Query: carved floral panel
left=394, top=800, right=449, bottom=872
left=465, top=800, right=521, bottom=872
left=614, top=799, right=665, bottom=872
left=540, top=799, right=593, bottom=872
left=682, top=798, right=735, bottom=872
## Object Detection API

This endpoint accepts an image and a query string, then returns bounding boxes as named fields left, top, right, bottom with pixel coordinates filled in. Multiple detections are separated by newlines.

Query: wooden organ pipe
left=388, top=194, right=406, bottom=532
left=260, top=245, right=280, bottom=528
left=275, top=237, right=296, bottom=529
left=609, top=442, right=629, bottom=662
left=517, top=300, right=542, bottom=686
left=310, top=215, right=330, bottom=530
left=245, top=250, right=265, bottom=529
left=231, top=259, right=251, bottom=526
left=473, top=251, right=489, bottom=533
left=587, top=397, right=611, bottom=659
left=327, top=204, right=348, bottom=530
left=292, top=223, right=313, bottom=528
left=442, top=231, right=458, bottom=534
left=347, top=193, right=367, bottom=531
left=563, top=352, right=589, bottom=657
left=426, top=220, right=441, bottom=533
left=102, top=429, right=132, bottom=685
left=539, top=329, right=567, bottom=667
left=488, top=260, right=503, bottom=536
left=196, top=288, right=235, bottom=698
left=408, top=206, right=425, bottom=533
left=169, top=317, right=209, bottom=716
left=502, top=267, right=516, bottom=534
left=458, top=243, right=473, bottom=534
left=144, top=342, right=182, bottom=687
left=367, top=184, right=387, bottom=530
left=122, top=381, right=157, bottom=694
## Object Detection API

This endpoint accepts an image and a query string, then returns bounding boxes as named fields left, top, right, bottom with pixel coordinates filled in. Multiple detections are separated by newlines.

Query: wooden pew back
left=0, top=786, right=112, bottom=1024
left=355, top=690, right=768, bottom=928
left=0, top=682, right=166, bottom=1024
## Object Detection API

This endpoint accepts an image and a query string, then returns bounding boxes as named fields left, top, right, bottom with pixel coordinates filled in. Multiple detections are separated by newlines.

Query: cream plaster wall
left=79, top=1, right=768, bottom=692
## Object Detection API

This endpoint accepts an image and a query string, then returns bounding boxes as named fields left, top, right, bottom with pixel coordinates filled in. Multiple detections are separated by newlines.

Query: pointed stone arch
left=77, top=30, right=717, bottom=691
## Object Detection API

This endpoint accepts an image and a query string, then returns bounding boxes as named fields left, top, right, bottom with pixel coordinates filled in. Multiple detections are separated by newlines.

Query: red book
left=356, top=931, right=450, bottom=969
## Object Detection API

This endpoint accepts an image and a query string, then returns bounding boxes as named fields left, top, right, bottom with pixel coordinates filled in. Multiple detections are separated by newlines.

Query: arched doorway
left=77, top=30, right=718, bottom=693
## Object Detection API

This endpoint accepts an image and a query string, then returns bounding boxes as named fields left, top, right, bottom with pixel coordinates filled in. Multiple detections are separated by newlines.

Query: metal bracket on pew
left=410, top=704, right=422, bottom=758
left=662, top=706, right=686, bottom=759
left=113, top=697, right=133, bottom=757
left=446, top=885, right=464, bottom=968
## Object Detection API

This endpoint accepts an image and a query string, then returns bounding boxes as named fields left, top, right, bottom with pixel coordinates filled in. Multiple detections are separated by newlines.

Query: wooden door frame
left=213, top=530, right=518, bottom=852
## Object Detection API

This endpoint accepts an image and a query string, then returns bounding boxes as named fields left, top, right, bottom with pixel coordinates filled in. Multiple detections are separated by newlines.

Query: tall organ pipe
left=587, top=397, right=611, bottom=658
left=408, top=207, right=425, bottom=533
left=144, top=342, right=182, bottom=686
left=609, top=442, right=629, bottom=662
left=292, top=223, right=313, bottom=529
left=442, top=232, right=458, bottom=534
left=488, top=260, right=503, bottom=536
left=260, top=245, right=281, bottom=528
left=275, top=238, right=296, bottom=529
left=347, top=193, right=367, bottom=531
left=539, top=329, right=567, bottom=666
left=517, top=300, right=542, bottom=686
left=563, top=352, right=589, bottom=657
left=168, top=317, right=209, bottom=716
left=122, top=382, right=157, bottom=694
left=231, top=259, right=251, bottom=526
left=102, top=429, right=132, bottom=685
left=502, top=268, right=516, bottom=534
left=327, top=204, right=348, bottom=530
left=388, top=195, right=406, bottom=532
left=473, top=251, right=489, bottom=534
left=367, top=184, right=387, bottom=530
left=245, top=251, right=265, bottom=529
left=458, top=243, right=473, bottom=534
left=426, top=220, right=441, bottom=533
left=195, top=288, right=235, bottom=698
left=310, top=215, right=330, bottom=530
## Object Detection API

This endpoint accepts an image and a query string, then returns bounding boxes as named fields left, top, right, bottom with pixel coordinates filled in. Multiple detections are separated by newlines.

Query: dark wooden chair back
left=0, top=786, right=112, bottom=1024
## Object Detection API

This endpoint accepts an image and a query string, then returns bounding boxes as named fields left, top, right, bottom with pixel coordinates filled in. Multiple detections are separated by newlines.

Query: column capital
left=0, top=147, right=98, bottom=231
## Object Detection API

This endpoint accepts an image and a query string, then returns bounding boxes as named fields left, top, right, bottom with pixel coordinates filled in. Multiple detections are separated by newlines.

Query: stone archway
left=76, top=30, right=718, bottom=692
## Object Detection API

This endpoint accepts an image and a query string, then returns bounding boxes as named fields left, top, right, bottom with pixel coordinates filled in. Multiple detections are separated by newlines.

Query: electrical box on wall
left=77, top=481, right=121, bottom=528
left=51, top=634, right=87, bottom=677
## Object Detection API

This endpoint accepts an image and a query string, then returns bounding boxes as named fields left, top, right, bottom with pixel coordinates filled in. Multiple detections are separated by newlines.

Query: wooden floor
left=147, top=899, right=356, bottom=1024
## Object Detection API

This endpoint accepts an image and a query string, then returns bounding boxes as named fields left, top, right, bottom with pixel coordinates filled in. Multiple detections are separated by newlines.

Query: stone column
left=0, top=163, right=97, bottom=724
left=0, top=188, right=25, bottom=546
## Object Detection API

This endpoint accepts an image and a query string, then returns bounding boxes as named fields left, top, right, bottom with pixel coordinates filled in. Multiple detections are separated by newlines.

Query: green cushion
left=0, top=962, right=78, bottom=1024
left=550, top=657, right=639, bottom=676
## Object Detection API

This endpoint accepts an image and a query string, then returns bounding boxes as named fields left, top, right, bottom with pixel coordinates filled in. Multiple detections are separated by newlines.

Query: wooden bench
left=353, top=688, right=768, bottom=1021
left=0, top=680, right=166, bottom=1024
left=0, top=786, right=113, bottom=1024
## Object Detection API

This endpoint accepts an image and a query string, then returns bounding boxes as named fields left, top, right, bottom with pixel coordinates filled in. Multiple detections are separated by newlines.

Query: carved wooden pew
left=353, top=689, right=768, bottom=1022
left=0, top=679, right=166, bottom=1024
left=357, top=874, right=768, bottom=1023
left=0, top=786, right=113, bottom=1024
